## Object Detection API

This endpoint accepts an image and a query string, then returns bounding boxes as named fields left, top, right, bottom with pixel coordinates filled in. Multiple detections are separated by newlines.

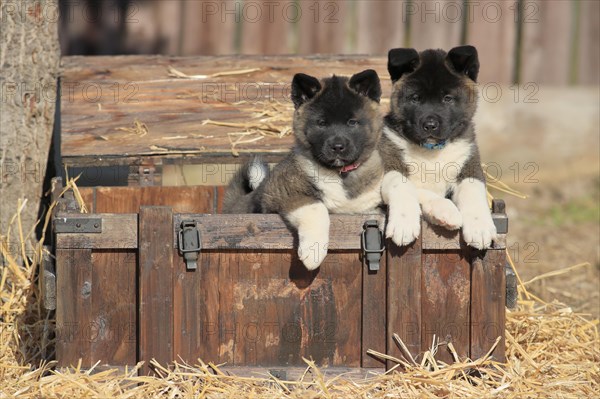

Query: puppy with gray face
left=223, top=70, right=385, bottom=270
left=380, top=45, right=497, bottom=249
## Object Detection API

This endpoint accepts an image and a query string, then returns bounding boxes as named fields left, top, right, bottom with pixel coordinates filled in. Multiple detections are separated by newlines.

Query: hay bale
left=1, top=180, right=598, bottom=399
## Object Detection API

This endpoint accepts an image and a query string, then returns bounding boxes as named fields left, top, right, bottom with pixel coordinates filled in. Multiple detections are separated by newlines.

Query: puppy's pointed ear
left=447, top=45, right=480, bottom=82
left=348, top=69, right=382, bottom=103
left=388, top=48, right=419, bottom=82
left=291, top=73, right=322, bottom=109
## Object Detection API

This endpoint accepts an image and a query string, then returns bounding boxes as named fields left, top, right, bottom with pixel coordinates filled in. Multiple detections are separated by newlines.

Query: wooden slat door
left=56, top=186, right=217, bottom=369
left=171, top=213, right=386, bottom=368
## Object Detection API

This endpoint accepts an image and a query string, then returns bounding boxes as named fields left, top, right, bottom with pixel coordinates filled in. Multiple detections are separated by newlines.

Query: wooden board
left=471, top=251, right=506, bottom=361
left=387, top=237, right=422, bottom=367
left=421, top=248, right=471, bottom=364
left=56, top=249, right=93, bottom=367
left=61, top=55, right=389, bottom=166
left=139, top=207, right=174, bottom=375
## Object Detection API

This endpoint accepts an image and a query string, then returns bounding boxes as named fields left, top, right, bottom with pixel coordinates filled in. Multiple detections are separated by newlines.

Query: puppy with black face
left=380, top=45, right=497, bottom=249
left=224, top=70, right=384, bottom=270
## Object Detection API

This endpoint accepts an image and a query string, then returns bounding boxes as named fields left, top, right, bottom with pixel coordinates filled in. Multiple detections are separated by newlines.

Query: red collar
left=339, top=162, right=361, bottom=174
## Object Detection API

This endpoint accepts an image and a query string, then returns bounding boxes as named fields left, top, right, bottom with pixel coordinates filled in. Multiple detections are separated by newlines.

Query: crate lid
left=60, top=55, right=388, bottom=167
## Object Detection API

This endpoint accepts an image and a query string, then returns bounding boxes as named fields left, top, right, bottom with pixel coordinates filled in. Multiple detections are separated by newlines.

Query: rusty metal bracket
left=361, top=219, right=385, bottom=271
left=54, top=217, right=102, bottom=233
left=178, top=220, right=201, bottom=271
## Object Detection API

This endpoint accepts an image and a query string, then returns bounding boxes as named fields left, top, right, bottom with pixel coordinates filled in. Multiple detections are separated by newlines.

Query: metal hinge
left=492, top=199, right=508, bottom=234
left=505, top=262, right=518, bottom=309
left=139, top=165, right=155, bottom=187
left=54, top=217, right=102, bottom=233
left=42, top=246, right=56, bottom=311
left=361, top=220, right=385, bottom=271
left=178, top=220, right=201, bottom=271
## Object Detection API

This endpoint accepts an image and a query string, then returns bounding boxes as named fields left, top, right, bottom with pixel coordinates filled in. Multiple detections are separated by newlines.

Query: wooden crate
left=54, top=55, right=509, bottom=375
left=52, top=181, right=507, bottom=375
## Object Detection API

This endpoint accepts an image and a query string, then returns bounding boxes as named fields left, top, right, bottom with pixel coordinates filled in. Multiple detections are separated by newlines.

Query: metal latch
left=361, top=220, right=385, bottom=271
left=54, top=217, right=102, bottom=233
left=492, top=199, right=508, bottom=234
left=505, top=261, right=518, bottom=309
left=178, top=220, right=201, bottom=271
left=41, top=246, right=56, bottom=311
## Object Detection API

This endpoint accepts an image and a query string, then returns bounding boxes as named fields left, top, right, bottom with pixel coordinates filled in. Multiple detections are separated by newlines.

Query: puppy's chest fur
left=383, top=127, right=473, bottom=196
left=297, top=155, right=383, bottom=214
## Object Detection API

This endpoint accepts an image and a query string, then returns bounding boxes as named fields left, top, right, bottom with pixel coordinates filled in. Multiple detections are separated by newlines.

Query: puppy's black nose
left=331, top=143, right=345, bottom=153
left=422, top=118, right=440, bottom=132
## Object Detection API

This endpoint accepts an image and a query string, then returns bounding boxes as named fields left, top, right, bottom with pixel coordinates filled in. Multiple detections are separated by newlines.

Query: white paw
left=461, top=212, right=497, bottom=249
left=386, top=197, right=422, bottom=246
left=422, top=198, right=463, bottom=230
left=297, top=235, right=328, bottom=270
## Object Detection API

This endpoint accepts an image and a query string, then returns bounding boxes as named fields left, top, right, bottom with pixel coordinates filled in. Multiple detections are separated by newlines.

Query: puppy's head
left=386, top=45, right=479, bottom=146
left=291, top=70, right=382, bottom=169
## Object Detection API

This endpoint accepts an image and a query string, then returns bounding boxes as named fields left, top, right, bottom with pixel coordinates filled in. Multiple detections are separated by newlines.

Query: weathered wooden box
left=52, top=182, right=507, bottom=375
left=52, top=55, right=509, bottom=375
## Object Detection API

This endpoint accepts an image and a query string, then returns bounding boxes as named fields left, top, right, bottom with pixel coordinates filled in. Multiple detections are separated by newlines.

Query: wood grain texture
left=386, top=237, right=422, bottom=368
left=471, top=250, right=506, bottom=362
left=172, top=214, right=385, bottom=250
left=55, top=213, right=137, bottom=250
left=356, top=1, right=405, bottom=54
left=174, top=249, right=362, bottom=367
left=94, top=186, right=215, bottom=214
left=466, top=0, right=516, bottom=84
left=90, top=250, right=137, bottom=366
left=421, top=248, right=471, bottom=364
left=520, top=0, right=572, bottom=85
left=361, top=252, right=386, bottom=368
left=61, top=55, right=388, bottom=166
left=139, top=207, right=174, bottom=374
left=56, top=249, right=93, bottom=367
left=408, top=0, right=463, bottom=51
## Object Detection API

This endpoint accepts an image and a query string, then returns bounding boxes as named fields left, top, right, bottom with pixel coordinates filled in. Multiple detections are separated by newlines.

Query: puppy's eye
left=347, top=119, right=359, bottom=127
left=317, top=119, right=327, bottom=127
left=410, top=94, right=420, bottom=103
left=443, top=95, right=455, bottom=104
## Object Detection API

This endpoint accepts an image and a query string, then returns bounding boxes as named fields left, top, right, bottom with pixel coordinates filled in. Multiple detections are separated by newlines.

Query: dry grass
left=1, top=180, right=599, bottom=398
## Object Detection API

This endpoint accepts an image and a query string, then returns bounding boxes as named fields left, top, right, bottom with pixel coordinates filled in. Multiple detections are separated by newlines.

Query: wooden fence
left=59, top=0, right=599, bottom=85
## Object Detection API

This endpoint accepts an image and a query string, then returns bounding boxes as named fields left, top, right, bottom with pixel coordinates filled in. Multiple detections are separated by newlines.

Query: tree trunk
left=0, top=0, right=60, bottom=261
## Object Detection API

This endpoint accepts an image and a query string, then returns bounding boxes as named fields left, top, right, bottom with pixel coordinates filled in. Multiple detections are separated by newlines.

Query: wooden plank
left=171, top=214, right=504, bottom=250
left=466, top=0, right=516, bottom=84
left=139, top=207, right=174, bottom=374
left=173, top=250, right=221, bottom=366
left=55, top=213, right=137, bottom=250
left=218, top=366, right=384, bottom=379
left=56, top=249, right=92, bottom=367
left=77, top=187, right=96, bottom=212
left=471, top=250, right=506, bottom=362
left=172, top=214, right=385, bottom=250
left=179, top=0, right=236, bottom=55
left=240, top=0, right=292, bottom=54
left=521, top=0, right=572, bottom=85
left=297, top=1, right=352, bottom=54
left=94, top=186, right=215, bottom=214
left=356, top=1, right=405, bottom=54
left=578, top=0, right=600, bottom=84
left=361, top=250, right=386, bottom=367
left=421, top=249, right=471, bottom=364
left=174, top=249, right=362, bottom=367
left=90, top=250, right=137, bottom=366
left=61, top=55, right=388, bottom=165
left=408, top=0, right=463, bottom=50
left=386, top=237, right=422, bottom=369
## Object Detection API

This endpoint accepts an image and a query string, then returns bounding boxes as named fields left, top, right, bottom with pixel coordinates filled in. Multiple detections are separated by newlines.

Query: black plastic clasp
left=178, top=220, right=201, bottom=271
left=361, top=219, right=385, bottom=271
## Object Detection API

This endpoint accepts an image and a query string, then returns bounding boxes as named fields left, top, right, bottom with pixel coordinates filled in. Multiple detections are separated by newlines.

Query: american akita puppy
left=380, top=45, right=497, bottom=249
left=224, top=70, right=385, bottom=269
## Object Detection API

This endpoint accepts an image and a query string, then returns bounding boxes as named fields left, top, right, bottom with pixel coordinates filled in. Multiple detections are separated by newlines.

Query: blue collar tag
left=421, top=140, right=446, bottom=150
